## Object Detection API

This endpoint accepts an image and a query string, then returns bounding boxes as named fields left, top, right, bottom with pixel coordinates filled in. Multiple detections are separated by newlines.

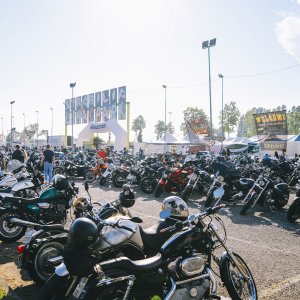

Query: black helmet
left=52, top=174, right=69, bottom=190
left=68, top=217, right=98, bottom=246
left=119, top=184, right=135, bottom=208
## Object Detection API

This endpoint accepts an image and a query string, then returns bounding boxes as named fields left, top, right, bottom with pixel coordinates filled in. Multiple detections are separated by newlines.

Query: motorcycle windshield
left=7, top=160, right=23, bottom=173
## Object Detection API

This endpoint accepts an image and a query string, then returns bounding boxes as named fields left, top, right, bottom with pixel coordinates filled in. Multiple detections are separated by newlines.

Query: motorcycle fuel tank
left=11, top=180, right=34, bottom=192
left=39, top=188, right=65, bottom=200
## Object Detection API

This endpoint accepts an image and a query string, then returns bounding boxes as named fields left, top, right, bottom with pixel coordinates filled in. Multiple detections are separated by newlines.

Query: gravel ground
left=0, top=179, right=299, bottom=299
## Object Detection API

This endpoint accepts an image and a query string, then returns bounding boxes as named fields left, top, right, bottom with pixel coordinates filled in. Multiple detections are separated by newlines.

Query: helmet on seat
left=52, top=174, right=69, bottom=190
left=161, top=196, right=189, bottom=219
left=68, top=217, right=98, bottom=246
left=119, top=184, right=135, bottom=208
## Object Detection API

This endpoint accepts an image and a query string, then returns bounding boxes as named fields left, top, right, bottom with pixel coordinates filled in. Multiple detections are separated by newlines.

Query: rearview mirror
left=213, top=188, right=224, bottom=199
left=84, top=181, right=89, bottom=191
left=130, top=217, right=143, bottom=223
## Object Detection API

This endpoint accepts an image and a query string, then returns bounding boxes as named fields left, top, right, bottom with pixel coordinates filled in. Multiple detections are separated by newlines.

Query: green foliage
left=287, top=106, right=300, bottom=135
left=167, top=122, right=175, bottom=134
left=132, top=115, right=146, bottom=142
left=180, top=107, right=209, bottom=135
left=154, top=120, right=165, bottom=139
left=219, top=101, right=240, bottom=137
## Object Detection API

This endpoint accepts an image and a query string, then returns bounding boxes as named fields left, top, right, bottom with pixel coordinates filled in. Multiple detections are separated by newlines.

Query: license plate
left=73, top=277, right=89, bottom=299
left=24, top=229, right=35, bottom=244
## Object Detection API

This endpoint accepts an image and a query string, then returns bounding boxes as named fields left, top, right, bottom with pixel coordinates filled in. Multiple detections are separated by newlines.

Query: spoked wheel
left=0, top=211, right=26, bottom=242
left=140, top=177, right=155, bottom=194
left=113, top=173, right=127, bottom=188
left=221, top=252, right=258, bottom=300
left=84, top=170, right=96, bottom=183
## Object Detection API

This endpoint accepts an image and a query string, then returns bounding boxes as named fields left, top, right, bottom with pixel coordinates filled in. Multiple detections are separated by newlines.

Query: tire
left=99, top=176, right=107, bottom=186
left=26, top=241, right=65, bottom=284
left=273, top=191, right=290, bottom=209
left=113, top=173, right=126, bottom=188
left=154, top=183, right=164, bottom=198
left=220, top=252, right=258, bottom=300
left=287, top=200, right=300, bottom=223
left=140, top=177, right=156, bottom=194
left=181, top=185, right=193, bottom=202
left=240, top=193, right=256, bottom=215
left=53, top=167, right=64, bottom=176
left=84, top=170, right=96, bottom=183
left=204, top=189, right=215, bottom=208
left=38, top=274, right=73, bottom=300
left=0, top=211, right=27, bottom=243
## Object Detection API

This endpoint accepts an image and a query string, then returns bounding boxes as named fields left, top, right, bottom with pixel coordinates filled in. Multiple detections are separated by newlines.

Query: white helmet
left=162, top=196, right=189, bottom=219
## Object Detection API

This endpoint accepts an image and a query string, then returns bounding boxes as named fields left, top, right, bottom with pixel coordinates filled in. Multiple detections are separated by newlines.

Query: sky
left=0, top=0, right=300, bottom=143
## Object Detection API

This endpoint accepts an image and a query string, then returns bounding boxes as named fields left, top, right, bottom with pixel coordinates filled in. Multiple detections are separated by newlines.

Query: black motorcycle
left=287, top=187, right=300, bottom=223
left=139, top=165, right=164, bottom=194
left=39, top=190, right=257, bottom=300
left=240, top=168, right=290, bottom=215
left=54, top=160, right=91, bottom=178
left=0, top=176, right=78, bottom=242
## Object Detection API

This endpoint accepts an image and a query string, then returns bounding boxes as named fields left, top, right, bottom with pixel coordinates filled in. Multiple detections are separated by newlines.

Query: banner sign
left=253, top=111, right=288, bottom=151
left=65, top=86, right=126, bottom=125
left=118, top=86, right=126, bottom=120
left=95, top=92, right=101, bottom=122
left=75, top=96, right=82, bottom=124
left=110, top=88, right=118, bottom=119
left=185, top=116, right=208, bottom=135
left=88, top=93, right=95, bottom=122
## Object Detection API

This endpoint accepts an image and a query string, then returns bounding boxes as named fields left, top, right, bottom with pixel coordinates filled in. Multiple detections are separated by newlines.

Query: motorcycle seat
left=40, top=224, right=65, bottom=231
left=239, top=178, right=255, bottom=187
left=100, top=253, right=162, bottom=273
left=2, top=196, right=40, bottom=204
left=139, top=219, right=176, bottom=256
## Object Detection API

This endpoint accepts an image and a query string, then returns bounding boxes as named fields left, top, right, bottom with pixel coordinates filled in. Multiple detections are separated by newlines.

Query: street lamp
left=162, top=85, right=167, bottom=153
left=218, top=74, right=224, bottom=150
left=36, top=110, right=39, bottom=148
left=1, top=117, right=3, bottom=143
left=50, top=108, right=53, bottom=147
left=202, top=38, right=216, bottom=140
left=70, top=82, right=76, bottom=147
left=23, top=113, right=26, bottom=145
left=10, top=101, right=15, bottom=147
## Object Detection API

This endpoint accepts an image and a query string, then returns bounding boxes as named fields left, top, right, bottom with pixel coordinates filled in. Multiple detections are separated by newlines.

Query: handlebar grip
left=160, top=225, right=175, bottom=233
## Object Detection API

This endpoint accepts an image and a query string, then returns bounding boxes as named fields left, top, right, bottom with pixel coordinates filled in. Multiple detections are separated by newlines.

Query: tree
left=219, top=101, right=240, bottom=137
left=131, top=115, right=146, bottom=142
left=154, top=120, right=165, bottom=139
left=93, top=136, right=104, bottom=148
left=180, top=107, right=209, bottom=135
left=237, top=114, right=247, bottom=137
left=167, top=122, right=175, bottom=134
left=287, top=106, right=300, bottom=135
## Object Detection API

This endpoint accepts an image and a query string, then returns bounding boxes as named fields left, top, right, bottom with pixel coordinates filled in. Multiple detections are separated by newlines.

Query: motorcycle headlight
left=259, top=180, right=265, bottom=187
left=216, top=175, right=224, bottom=183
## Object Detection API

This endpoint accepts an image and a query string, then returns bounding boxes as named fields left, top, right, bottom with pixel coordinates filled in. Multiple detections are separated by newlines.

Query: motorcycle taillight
left=17, top=245, right=26, bottom=254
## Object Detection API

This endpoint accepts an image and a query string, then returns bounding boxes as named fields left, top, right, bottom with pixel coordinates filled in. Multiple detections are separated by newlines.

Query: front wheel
left=204, top=188, right=216, bottom=207
left=181, top=185, right=193, bottom=202
left=112, top=173, right=127, bottom=188
left=140, top=177, right=156, bottom=194
left=287, top=199, right=300, bottom=223
left=240, top=193, right=256, bottom=215
left=0, top=211, right=27, bottom=242
left=220, top=252, right=258, bottom=300
left=154, top=183, right=164, bottom=197
left=84, top=170, right=96, bottom=183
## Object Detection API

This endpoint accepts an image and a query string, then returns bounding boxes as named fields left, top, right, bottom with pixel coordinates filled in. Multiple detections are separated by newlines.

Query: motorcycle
left=139, top=165, right=163, bottom=194
left=16, top=182, right=135, bottom=284
left=0, top=176, right=78, bottom=242
left=39, top=189, right=257, bottom=300
left=287, top=186, right=300, bottom=223
left=54, top=160, right=91, bottom=178
left=84, top=160, right=108, bottom=183
left=240, top=168, right=290, bottom=215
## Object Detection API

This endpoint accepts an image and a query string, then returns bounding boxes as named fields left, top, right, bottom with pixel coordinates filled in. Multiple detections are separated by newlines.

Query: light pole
left=162, top=85, right=167, bottom=153
left=168, top=112, right=173, bottom=123
left=70, top=82, right=76, bottom=147
left=1, top=117, right=3, bottom=143
left=202, top=38, right=216, bottom=140
left=22, top=113, right=26, bottom=145
left=50, top=107, right=53, bottom=147
left=10, top=101, right=15, bottom=147
left=36, top=110, right=39, bottom=148
left=218, top=74, right=224, bottom=150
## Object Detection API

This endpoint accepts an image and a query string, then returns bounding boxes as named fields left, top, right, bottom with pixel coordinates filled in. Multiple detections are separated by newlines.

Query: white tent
left=77, top=120, right=127, bottom=151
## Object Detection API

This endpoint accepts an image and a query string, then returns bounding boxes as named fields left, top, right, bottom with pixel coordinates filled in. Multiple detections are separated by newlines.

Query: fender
left=158, top=178, right=167, bottom=187
left=274, top=182, right=289, bottom=192
left=55, top=262, right=69, bottom=277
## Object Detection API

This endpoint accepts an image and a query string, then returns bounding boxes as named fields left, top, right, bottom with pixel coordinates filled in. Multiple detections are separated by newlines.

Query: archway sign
left=77, top=119, right=126, bottom=151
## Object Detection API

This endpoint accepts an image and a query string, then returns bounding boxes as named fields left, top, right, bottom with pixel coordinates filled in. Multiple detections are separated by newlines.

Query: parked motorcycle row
left=0, top=149, right=299, bottom=300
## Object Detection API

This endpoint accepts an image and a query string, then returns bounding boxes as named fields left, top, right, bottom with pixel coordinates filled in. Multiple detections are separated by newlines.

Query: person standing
left=0, top=149, right=6, bottom=172
left=12, top=145, right=25, bottom=163
left=41, top=144, right=55, bottom=184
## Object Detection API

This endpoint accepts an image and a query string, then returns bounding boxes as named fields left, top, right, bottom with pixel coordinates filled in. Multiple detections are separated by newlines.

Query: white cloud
left=276, top=14, right=300, bottom=61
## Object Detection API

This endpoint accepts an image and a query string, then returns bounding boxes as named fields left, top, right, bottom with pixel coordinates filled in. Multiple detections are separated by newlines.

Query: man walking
left=41, top=144, right=55, bottom=184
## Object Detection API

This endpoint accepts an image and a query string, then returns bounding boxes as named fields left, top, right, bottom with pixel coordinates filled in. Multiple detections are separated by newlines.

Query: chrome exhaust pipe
left=10, top=217, right=40, bottom=228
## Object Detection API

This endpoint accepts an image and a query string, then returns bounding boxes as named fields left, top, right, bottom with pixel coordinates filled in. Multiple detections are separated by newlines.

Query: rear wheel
left=220, top=252, right=258, bottom=300
left=154, top=183, right=164, bottom=197
left=0, top=211, right=27, bottom=242
left=84, top=170, right=96, bottom=183
left=287, top=200, right=300, bottom=223
left=27, top=240, right=65, bottom=284
left=140, top=177, right=156, bottom=194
